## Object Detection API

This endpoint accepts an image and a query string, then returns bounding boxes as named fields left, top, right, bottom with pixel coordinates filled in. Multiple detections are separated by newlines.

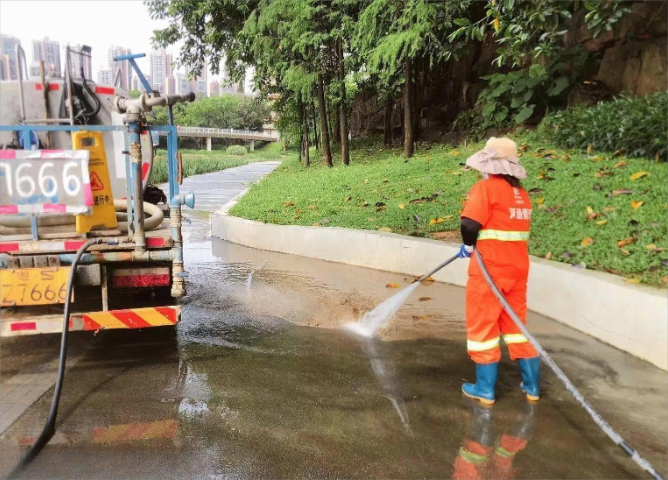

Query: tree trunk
left=333, top=104, right=341, bottom=145
left=403, top=56, right=414, bottom=158
left=312, top=105, right=320, bottom=151
left=338, top=38, right=350, bottom=166
left=384, top=96, right=393, bottom=146
left=302, top=100, right=310, bottom=168
left=317, top=72, right=333, bottom=167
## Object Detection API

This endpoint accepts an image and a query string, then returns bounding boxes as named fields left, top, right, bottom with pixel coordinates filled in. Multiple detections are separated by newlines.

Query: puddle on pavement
left=1, top=221, right=665, bottom=479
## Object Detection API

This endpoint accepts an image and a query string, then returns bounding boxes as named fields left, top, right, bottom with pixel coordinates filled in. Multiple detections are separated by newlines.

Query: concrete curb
left=212, top=203, right=667, bottom=371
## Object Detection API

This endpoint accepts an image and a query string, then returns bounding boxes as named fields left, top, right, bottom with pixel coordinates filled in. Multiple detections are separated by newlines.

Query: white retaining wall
left=212, top=212, right=667, bottom=370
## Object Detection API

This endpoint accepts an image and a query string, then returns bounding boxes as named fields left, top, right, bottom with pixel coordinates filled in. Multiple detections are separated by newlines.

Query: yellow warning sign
left=72, top=132, right=118, bottom=233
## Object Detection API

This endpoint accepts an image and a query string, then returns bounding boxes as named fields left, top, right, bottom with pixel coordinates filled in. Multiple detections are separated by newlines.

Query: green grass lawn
left=230, top=136, right=668, bottom=286
left=149, top=142, right=286, bottom=184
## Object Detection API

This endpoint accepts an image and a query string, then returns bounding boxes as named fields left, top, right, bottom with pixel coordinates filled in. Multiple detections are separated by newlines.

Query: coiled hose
left=0, top=200, right=164, bottom=235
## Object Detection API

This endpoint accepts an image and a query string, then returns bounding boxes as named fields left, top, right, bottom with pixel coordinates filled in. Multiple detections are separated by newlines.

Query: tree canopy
left=147, top=0, right=637, bottom=162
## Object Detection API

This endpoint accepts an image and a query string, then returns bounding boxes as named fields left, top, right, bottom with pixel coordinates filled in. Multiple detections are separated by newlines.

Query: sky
left=0, top=0, right=238, bottom=86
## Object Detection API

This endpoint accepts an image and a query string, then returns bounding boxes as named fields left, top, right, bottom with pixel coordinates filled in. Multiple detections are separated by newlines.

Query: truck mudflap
left=1, top=306, right=180, bottom=336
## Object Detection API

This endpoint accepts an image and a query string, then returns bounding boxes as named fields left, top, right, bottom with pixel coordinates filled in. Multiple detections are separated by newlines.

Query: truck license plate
left=0, top=267, right=72, bottom=307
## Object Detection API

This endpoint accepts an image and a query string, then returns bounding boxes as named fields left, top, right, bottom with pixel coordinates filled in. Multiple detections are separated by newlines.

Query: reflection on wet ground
left=0, top=218, right=665, bottom=479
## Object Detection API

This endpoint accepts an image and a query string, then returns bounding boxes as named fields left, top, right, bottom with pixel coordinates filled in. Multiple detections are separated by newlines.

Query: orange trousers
left=465, top=274, right=537, bottom=364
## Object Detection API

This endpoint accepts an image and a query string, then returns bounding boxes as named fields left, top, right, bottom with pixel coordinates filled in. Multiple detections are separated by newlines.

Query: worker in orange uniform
left=457, top=137, right=540, bottom=405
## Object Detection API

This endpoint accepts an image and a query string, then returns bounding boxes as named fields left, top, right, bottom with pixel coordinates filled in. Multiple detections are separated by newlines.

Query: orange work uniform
left=461, top=176, right=538, bottom=364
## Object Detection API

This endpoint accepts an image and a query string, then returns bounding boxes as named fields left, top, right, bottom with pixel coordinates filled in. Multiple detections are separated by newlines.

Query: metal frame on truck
left=0, top=50, right=195, bottom=336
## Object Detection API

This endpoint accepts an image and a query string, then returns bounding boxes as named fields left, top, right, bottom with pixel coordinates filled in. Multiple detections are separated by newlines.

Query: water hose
left=4, top=239, right=104, bottom=480
left=0, top=200, right=164, bottom=235
left=413, top=253, right=460, bottom=283
left=474, top=249, right=664, bottom=480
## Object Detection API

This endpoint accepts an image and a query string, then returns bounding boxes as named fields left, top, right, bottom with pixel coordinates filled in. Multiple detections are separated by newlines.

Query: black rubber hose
left=474, top=249, right=664, bottom=480
left=5, top=239, right=102, bottom=480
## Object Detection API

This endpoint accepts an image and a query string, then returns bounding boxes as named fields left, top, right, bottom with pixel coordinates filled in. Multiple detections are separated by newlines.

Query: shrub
left=225, top=145, right=247, bottom=156
left=541, top=92, right=668, bottom=161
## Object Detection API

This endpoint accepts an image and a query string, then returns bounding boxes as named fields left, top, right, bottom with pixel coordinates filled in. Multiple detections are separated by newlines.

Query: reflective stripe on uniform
left=478, top=229, right=530, bottom=241
left=467, top=337, right=500, bottom=352
left=459, top=447, right=490, bottom=465
left=503, top=333, right=529, bottom=345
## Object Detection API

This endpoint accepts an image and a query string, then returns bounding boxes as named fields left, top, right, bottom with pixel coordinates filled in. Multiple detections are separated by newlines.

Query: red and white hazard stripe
left=0, top=236, right=169, bottom=254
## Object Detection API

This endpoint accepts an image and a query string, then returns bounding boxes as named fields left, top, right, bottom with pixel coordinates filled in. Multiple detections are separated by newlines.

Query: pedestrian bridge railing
left=158, top=126, right=279, bottom=142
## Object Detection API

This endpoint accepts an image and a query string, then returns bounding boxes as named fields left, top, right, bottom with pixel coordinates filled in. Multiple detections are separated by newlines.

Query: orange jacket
left=461, top=176, right=532, bottom=279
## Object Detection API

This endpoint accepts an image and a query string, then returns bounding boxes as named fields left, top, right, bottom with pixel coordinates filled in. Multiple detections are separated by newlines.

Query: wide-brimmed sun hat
left=466, top=137, right=527, bottom=179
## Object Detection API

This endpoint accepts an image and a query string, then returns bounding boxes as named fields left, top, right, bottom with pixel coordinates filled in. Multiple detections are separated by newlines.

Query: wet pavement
left=1, top=167, right=667, bottom=479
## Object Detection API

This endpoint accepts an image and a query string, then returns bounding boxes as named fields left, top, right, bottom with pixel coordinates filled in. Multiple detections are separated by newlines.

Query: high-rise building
left=150, top=49, right=173, bottom=93
left=97, top=68, right=114, bottom=85
left=1, top=34, right=20, bottom=81
left=131, top=76, right=142, bottom=91
left=108, top=46, right=132, bottom=90
left=209, top=81, right=220, bottom=97
left=31, top=37, right=61, bottom=77
left=164, top=75, right=176, bottom=95
left=69, top=45, right=93, bottom=79
left=175, top=73, right=190, bottom=95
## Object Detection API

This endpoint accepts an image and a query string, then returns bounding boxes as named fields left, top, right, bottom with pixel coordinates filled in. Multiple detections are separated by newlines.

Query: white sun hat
left=465, top=137, right=527, bottom=179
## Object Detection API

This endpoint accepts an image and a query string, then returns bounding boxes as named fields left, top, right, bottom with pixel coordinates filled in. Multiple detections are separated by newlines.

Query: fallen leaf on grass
left=603, top=206, right=616, bottom=213
left=344, top=196, right=351, bottom=202
left=418, top=297, right=432, bottom=302
left=612, top=189, right=633, bottom=196
left=312, top=223, right=321, bottom=227
left=614, top=160, right=628, bottom=168
left=581, top=237, right=594, bottom=246
left=398, top=204, right=405, bottom=209
left=594, top=170, right=613, bottom=178
left=451, top=171, right=463, bottom=176
left=283, top=201, right=295, bottom=207
left=630, top=171, right=649, bottom=180
left=646, top=244, right=657, bottom=250
left=367, top=218, right=376, bottom=222
left=621, top=248, right=631, bottom=256
left=617, top=238, right=635, bottom=247
left=377, top=227, right=393, bottom=233
left=631, top=200, right=644, bottom=209
left=364, top=179, right=369, bottom=184
left=586, top=144, right=593, bottom=154
left=429, top=218, right=445, bottom=225
left=625, top=278, right=640, bottom=284
left=545, top=252, right=553, bottom=260
left=535, top=197, right=544, bottom=205
left=386, top=283, right=400, bottom=289
left=596, top=220, right=608, bottom=226
left=307, top=205, right=317, bottom=210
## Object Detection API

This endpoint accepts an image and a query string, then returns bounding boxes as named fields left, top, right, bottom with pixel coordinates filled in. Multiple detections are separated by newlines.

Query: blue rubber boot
left=462, top=363, right=498, bottom=405
left=518, top=357, right=540, bottom=401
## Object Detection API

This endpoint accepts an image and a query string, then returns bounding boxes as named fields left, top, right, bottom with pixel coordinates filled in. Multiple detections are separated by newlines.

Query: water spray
left=345, top=253, right=459, bottom=337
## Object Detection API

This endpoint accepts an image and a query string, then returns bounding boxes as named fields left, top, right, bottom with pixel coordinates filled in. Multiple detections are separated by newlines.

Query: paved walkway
left=0, top=162, right=280, bottom=436
left=162, top=161, right=280, bottom=213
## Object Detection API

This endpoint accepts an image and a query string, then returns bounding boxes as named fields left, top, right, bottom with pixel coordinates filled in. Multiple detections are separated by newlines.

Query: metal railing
left=158, top=126, right=279, bottom=141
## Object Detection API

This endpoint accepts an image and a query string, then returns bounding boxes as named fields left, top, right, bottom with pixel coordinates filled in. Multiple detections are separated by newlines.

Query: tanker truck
left=0, top=45, right=195, bottom=336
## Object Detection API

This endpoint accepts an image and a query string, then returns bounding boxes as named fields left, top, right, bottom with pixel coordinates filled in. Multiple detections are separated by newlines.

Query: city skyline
left=0, top=0, right=250, bottom=92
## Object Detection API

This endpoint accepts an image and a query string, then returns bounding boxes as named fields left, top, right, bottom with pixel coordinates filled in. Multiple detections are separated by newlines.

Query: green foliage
left=146, top=94, right=270, bottom=130
left=225, top=145, right=248, bottom=156
left=232, top=136, right=667, bottom=285
left=150, top=142, right=286, bottom=183
left=451, top=0, right=629, bottom=68
left=127, top=89, right=142, bottom=98
left=542, top=92, right=668, bottom=161
left=475, top=48, right=589, bottom=129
